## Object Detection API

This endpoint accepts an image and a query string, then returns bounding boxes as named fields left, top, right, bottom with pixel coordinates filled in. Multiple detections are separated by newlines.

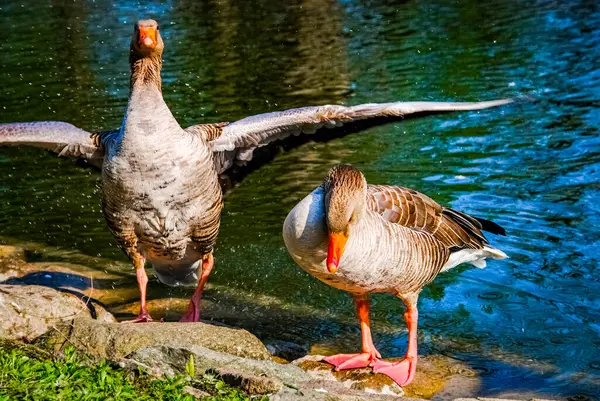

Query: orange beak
left=139, top=27, right=157, bottom=48
left=327, top=232, right=348, bottom=273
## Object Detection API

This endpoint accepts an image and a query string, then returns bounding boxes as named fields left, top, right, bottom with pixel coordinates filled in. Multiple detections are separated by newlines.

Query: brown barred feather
left=367, top=185, right=491, bottom=252
left=185, top=122, right=229, bottom=141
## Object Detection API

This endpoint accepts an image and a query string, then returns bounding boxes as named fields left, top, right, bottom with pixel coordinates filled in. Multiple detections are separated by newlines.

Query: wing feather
left=0, top=121, right=106, bottom=167
left=367, top=185, right=504, bottom=252
left=206, top=99, right=513, bottom=174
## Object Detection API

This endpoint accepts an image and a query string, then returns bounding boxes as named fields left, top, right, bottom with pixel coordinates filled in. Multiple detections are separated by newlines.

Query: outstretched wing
left=200, top=99, right=513, bottom=175
left=0, top=121, right=108, bottom=168
left=367, top=184, right=506, bottom=252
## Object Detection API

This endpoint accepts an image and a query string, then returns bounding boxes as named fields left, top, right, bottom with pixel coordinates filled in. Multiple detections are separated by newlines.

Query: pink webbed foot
left=372, top=356, right=417, bottom=386
left=123, top=310, right=153, bottom=323
left=324, top=351, right=381, bottom=370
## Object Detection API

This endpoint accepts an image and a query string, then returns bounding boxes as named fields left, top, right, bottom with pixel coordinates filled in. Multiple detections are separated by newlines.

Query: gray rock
left=42, top=318, right=271, bottom=361
left=266, top=340, right=309, bottom=361
left=183, top=385, right=210, bottom=399
left=292, top=355, right=405, bottom=398
left=129, top=344, right=312, bottom=390
left=271, top=381, right=409, bottom=401
left=215, top=368, right=283, bottom=395
left=0, top=284, right=115, bottom=341
left=127, top=344, right=411, bottom=399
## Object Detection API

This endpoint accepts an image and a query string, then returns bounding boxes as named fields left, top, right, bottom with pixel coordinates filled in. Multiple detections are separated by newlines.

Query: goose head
left=322, top=165, right=368, bottom=273
left=130, top=19, right=164, bottom=58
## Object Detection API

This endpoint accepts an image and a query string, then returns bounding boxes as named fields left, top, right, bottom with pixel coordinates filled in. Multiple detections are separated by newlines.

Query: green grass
left=0, top=345, right=265, bottom=401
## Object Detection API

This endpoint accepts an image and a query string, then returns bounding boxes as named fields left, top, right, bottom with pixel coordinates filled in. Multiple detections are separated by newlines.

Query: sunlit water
left=1, top=0, right=599, bottom=398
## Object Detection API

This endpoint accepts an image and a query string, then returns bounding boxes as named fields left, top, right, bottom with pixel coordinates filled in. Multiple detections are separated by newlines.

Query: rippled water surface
left=1, top=0, right=599, bottom=398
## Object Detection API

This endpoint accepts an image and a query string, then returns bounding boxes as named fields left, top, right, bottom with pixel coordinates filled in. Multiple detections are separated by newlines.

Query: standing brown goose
left=0, top=19, right=512, bottom=323
left=283, top=164, right=507, bottom=386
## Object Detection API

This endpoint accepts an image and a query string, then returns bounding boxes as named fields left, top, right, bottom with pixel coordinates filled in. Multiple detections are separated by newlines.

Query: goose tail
left=483, top=245, right=508, bottom=260
left=442, top=245, right=508, bottom=272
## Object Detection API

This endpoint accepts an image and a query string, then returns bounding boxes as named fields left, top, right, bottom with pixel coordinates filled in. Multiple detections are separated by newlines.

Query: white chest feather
left=283, top=187, right=329, bottom=268
left=283, top=188, right=413, bottom=294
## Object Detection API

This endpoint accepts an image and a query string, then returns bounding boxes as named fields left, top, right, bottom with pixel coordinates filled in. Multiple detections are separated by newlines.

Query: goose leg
left=124, top=255, right=153, bottom=323
left=324, top=294, right=382, bottom=370
left=180, top=253, right=214, bottom=322
left=372, top=293, right=419, bottom=386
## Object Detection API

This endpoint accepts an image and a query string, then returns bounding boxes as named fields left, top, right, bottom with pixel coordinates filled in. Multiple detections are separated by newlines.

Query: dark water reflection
left=1, top=0, right=599, bottom=397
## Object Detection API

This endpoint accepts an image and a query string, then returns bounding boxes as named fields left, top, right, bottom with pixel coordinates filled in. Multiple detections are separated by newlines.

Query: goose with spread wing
left=0, top=19, right=513, bottom=323
left=283, top=165, right=507, bottom=386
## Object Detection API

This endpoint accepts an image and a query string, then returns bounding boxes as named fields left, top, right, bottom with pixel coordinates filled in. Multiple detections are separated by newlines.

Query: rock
left=214, top=368, right=283, bottom=395
left=294, top=355, right=404, bottom=398
left=0, top=338, right=53, bottom=360
left=290, top=353, right=497, bottom=400
left=41, top=318, right=271, bottom=361
left=0, top=246, right=32, bottom=282
left=0, top=284, right=115, bottom=342
left=453, top=399, right=559, bottom=401
left=183, top=385, right=210, bottom=399
left=129, top=344, right=311, bottom=390
left=0, top=243, right=136, bottom=302
left=266, top=340, right=309, bottom=361
left=127, top=345, right=412, bottom=399
left=271, top=382, right=408, bottom=401
left=401, top=354, right=470, bottom=399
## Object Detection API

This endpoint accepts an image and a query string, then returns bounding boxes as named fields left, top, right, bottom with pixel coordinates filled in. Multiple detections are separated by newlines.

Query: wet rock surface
left=0, top=245, right=29, bottom=281
left=266, top=339, right=310, bottom=361
left=0, top=284, right=115, bottom=341
left=294, top=355, right=405, bottom=397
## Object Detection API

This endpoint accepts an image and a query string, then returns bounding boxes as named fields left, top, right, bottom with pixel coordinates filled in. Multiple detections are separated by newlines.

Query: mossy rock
left=0, top=338, right=52, bottom=360
left=39, top=317, right=271, bottom=361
